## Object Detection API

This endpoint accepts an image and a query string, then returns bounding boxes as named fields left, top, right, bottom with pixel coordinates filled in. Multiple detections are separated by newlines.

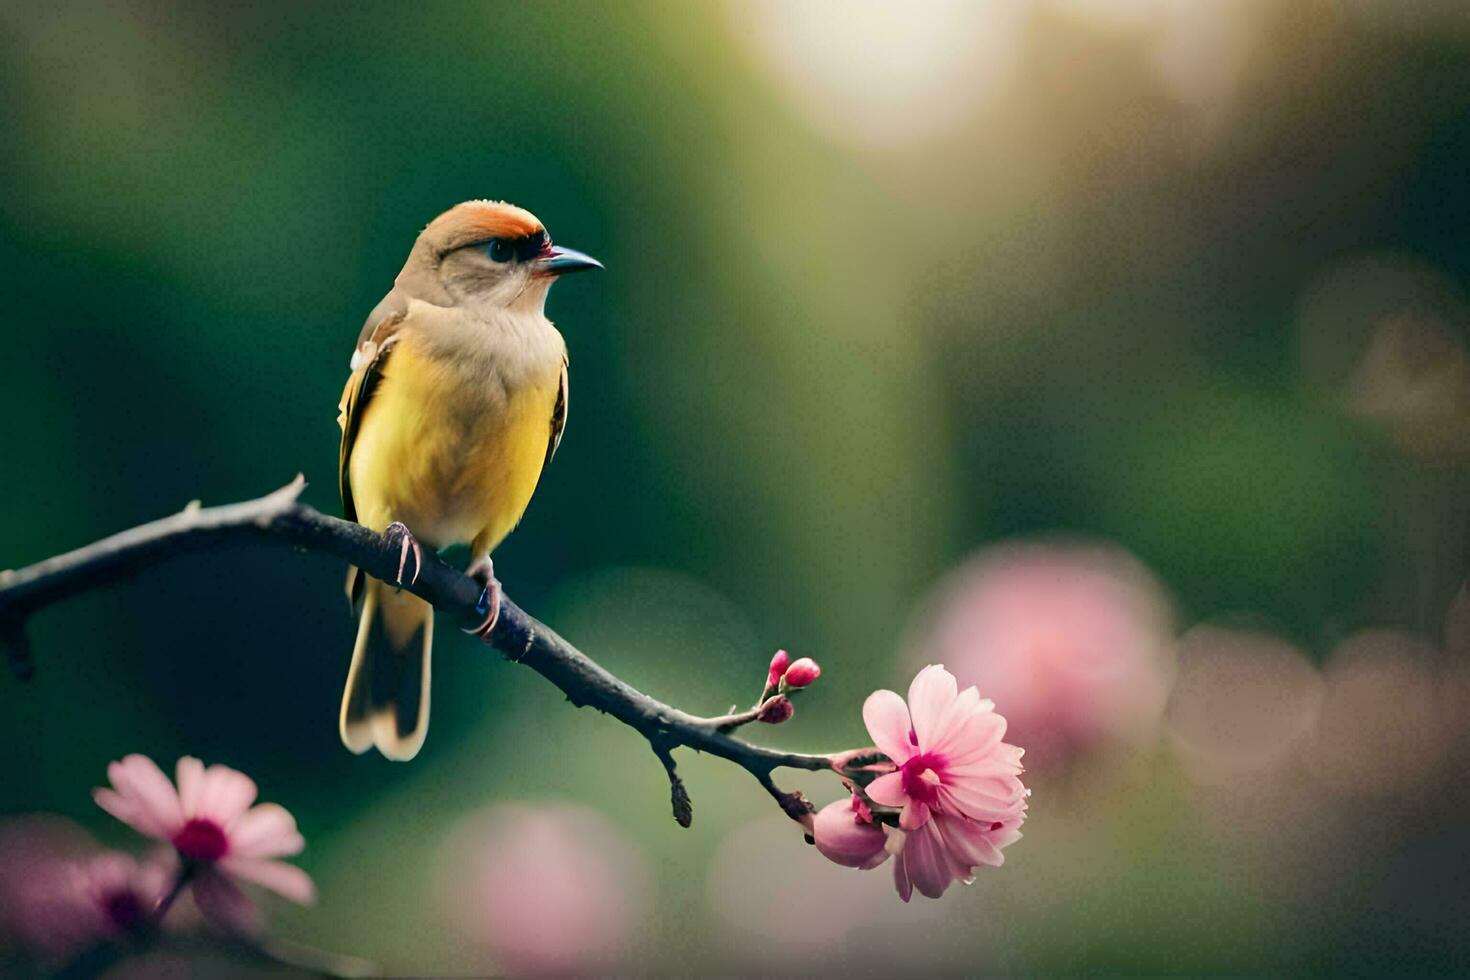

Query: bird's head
left=398, top=200, right=601, bottom=312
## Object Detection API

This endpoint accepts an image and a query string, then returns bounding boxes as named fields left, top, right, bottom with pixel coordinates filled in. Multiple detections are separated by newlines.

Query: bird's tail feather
left=339, top=577, right=432, bottom=761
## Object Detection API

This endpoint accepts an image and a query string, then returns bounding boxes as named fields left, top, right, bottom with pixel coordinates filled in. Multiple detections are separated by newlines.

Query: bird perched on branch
left=336, top=200, right=601, bottom=760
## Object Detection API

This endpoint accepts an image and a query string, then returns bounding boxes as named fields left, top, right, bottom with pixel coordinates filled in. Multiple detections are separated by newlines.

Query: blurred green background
left=3, top=0, right=1470, bottom=974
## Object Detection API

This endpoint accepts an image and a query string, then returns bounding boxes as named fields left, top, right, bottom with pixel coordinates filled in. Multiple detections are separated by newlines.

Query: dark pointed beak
left=535, top=245, right=603, bottom=277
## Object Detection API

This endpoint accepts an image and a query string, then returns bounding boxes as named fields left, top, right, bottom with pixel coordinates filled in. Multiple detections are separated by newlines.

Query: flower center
left=900, top=752, right=945, bottom=805
left=172, top=817, right=229, bottom=862
left=102, top=889, right=145, bottom=932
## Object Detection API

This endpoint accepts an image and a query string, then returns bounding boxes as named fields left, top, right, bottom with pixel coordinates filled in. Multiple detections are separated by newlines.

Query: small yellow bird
left=336, top=200, right=600, bottom=760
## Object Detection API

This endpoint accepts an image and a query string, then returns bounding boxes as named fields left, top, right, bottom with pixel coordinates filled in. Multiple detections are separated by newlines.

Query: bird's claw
left=461, top=557, right=501, bottom=642
left=383, top=522, right=422, bottom=588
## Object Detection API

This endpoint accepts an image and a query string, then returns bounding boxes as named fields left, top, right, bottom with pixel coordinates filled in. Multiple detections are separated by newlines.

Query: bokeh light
left=1307, top=629, right=1452, bottom=797
left=906, top=540, right=1175, bottom=768
left=1165, top=625, right=1324, bottom=782
left=435, top=804, right=649, bottom=975
left=727, top=0, right=1027, bottom=151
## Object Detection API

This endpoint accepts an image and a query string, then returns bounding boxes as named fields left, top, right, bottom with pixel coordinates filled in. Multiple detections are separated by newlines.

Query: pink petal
left=176, top=757, right=205, bottom=817
left=991, top=826, right=1024, bottom=850
left=901, top=822, right=955, bottom=899
left=227, top=804, right=303, bottom=860
left=935, top=782, right=1026, bottom=823
left=864, top=771, right=908, bottom=807
left=93, top=787, right=161, bottom=840
left=899, top=799, right=931, bottom=831
left=944, top=754, right=1023, bottom=781
left=907, top=666, right=958, bottom=749
left=218, top=857, right=316, bottom=905
left=933, top=814, right=1004, bottom=870
left=195, top=766, right=258, bottom=825
left=925, top=686, right=980, bottom=751
left=891, top=846, right=913, bottom=903
left=192, top=869, right=261, bottom=935
left=119, top=757, right=183, bottom=830
left=102, top=756, right=182, bottom=839
left=931, top=704, right=1007, bottom=763
left=862, top=690, right=915, bottom=764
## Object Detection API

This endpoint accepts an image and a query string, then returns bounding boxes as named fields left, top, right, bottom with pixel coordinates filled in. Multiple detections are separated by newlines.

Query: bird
left=335, top=200, right=601, bottom=760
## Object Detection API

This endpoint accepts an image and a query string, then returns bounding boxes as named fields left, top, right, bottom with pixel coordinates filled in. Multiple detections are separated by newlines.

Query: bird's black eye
left=487, top=239, right=515, bottom=263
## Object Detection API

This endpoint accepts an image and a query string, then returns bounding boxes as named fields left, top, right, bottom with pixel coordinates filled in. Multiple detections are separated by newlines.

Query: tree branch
left=0, top=478, right=842, bottom=826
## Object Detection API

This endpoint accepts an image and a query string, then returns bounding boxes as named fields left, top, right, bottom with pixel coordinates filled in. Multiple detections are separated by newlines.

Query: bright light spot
left=435, top=804, right=649, bottom=974
left=727, top=0, right=1028, bottom=150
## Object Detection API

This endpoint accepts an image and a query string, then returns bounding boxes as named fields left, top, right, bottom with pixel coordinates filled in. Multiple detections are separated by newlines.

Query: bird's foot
left=461, top=556, right=501, bottom=642
left=382, top=522, right=423, bottom=588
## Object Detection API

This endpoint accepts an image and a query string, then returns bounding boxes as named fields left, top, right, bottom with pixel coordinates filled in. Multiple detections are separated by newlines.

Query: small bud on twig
left=781, top=657, right=821, bottom=689
left=766, top=649, right=790, bottom=689
left=756, top=695, right=795, bottom=724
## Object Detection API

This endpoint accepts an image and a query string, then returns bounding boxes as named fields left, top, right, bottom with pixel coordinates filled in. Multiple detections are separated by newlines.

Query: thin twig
left=0, top=478, right=849, bottom=825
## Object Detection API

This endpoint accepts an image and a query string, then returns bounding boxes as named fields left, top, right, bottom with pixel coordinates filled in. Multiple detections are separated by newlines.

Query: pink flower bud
left=756, top=695, right=795, bottom=724
left=766, top=650, right=791, bottom=687
left=813, top=796, right=889, bottom=870
left=782, top=657, right=821, bottom=688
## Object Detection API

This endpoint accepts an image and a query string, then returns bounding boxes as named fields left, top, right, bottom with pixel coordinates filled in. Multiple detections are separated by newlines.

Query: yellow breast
left=347, top=331, right=560, bottom=553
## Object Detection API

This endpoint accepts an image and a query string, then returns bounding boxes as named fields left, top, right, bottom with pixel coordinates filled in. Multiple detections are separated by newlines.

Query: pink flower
left=862, top=665, right=1028, bottom=833
left=0, top=816, right=184, bottom=959
left=889, top=813, right=1024, bottom=901
left=813, top=795, right=888, bottom=869
left=21, top=851, right=172, bottom=956
left=782, top=657, right=822, bottom=688
left=92, top=755, right=314, bottom=931
left=909, top=543, right=1174, bottom=765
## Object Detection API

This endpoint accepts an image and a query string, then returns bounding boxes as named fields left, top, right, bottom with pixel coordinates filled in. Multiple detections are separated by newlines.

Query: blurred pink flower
left=909, top=542, right=1175, bottom=766
left=890, top=813, right=1024, bottom=902
left=813, top=795, right=888, bottom=869
left=437, top=804, right=647, bottom=975
left=10, top=850, right=171, bottom=957
left=863, top=665, right=1027, bottom=833
left=92, top=754, right=314, bottom=932
left=783, top=657, right=822, bottom=689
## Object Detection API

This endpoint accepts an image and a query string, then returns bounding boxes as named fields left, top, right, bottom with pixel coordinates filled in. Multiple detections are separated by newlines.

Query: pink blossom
left=909, top=543, right=1174, bottom=765
left=813, top=795, right=888, bottom=869
left=889, top=813, right=1024, bottom=902
left=92, top=755, right=314, bottom=932
left=0, top=821, right=175, bottom=960
left=783, top=657, right=822, bottom=688
left=15, top=850, right=172, bottom=957
left=862, top=665, right=1027, bottom=833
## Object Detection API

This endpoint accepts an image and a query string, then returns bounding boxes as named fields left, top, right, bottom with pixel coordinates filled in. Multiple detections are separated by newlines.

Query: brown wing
left=338, top=293, right=408, bottom=524
left=545, top=355, right=568, bottom=468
